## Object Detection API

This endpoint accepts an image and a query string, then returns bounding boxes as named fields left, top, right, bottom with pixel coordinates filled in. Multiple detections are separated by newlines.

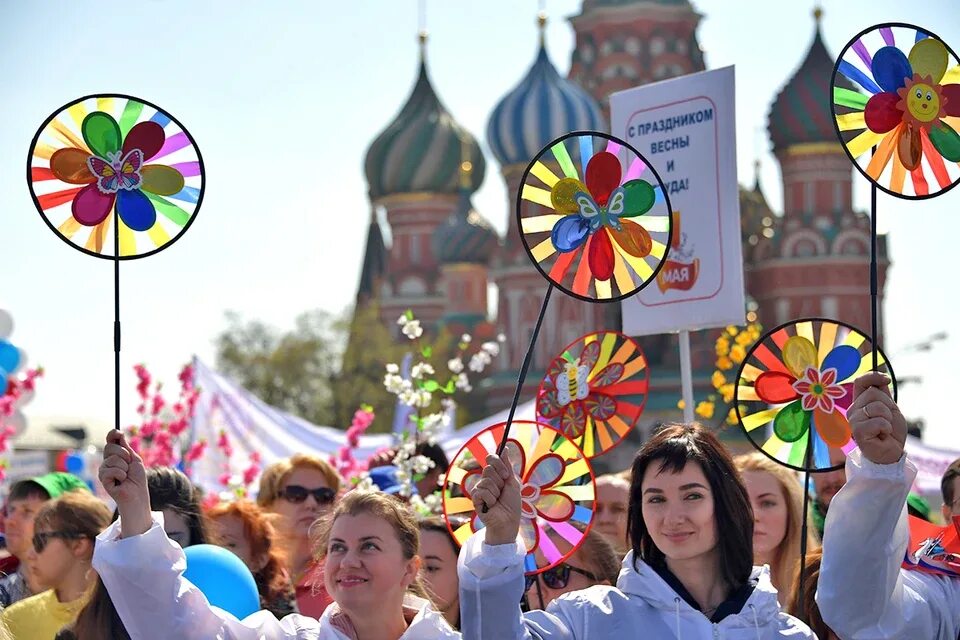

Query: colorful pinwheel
left=518, top=131, right=672, bottom=301
left=443, top=421, right=595, bottom=574
left=833, top=24, right=960, bottom=198
left=734, top=319, right=896, bottom=472
left=537, top=332, right=648, bottom=458
left=28, top=95, right=203, bottom=259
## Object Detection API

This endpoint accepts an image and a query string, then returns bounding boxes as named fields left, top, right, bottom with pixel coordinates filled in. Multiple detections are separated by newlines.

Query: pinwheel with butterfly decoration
left=27, top=94, right=204, bottom=430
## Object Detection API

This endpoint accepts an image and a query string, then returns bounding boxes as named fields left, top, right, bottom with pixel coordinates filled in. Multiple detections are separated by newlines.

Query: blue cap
left=367, top=465, right=415, bottom=496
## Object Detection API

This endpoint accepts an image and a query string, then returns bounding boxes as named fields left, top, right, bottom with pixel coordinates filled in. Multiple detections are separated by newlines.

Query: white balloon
left=0, top=311, right=11, bottom=340
left=5, top=412, right=26, bottom=438
left=13, top=388, right=34, bottom=408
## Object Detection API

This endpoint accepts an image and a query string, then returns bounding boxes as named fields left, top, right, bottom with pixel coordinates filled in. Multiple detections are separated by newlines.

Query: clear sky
left=1, top=1, right=956, bottom=450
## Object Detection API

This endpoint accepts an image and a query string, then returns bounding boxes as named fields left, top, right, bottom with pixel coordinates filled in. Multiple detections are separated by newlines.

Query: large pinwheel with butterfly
left=29, top=95, right=202, bottom=257
left=518, top=131, right=672, bottom=302
left=27, top=94, right=204, bottom=432
left=832, top=23, right=960, bottom=198
left=733, top=319, right=896, bottom=473
left=536, top=332, right=649, bottom=458
left=442, top=421, right=595, bottom=575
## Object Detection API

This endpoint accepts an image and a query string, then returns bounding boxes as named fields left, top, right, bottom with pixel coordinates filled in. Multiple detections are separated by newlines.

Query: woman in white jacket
left=459, top=422, right=814, bottom=639
left=816, top=372, right=960, bottom=639
left=93, top=431, right=460, bottom=640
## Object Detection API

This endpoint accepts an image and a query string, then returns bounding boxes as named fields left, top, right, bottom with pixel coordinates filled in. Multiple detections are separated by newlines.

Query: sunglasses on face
left=525, top=563, right=599, bottom=591
left=279, top=485, right=336, bottom=505
left=32, top=531, right=90, bottom=553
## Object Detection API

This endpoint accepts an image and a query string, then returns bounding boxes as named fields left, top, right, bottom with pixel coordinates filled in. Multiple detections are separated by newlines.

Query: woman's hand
left=472, top=453, right=522, bottom=546
left=849, top=372, right=907, bottom=466
left=100, top=430, right=151, bottom=538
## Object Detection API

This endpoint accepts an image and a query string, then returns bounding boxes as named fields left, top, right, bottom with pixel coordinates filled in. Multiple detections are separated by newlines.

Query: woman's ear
left=71, top=537, right=95, bottom=559
left=404, top=555, right=422, bottom=588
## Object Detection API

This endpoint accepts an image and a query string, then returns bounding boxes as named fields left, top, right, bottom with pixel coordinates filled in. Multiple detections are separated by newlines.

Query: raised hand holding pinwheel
left=537, top=332, right=649, bottom=458
left=833, top=24, right=960, bottom=198
left=442, top=421, right=595, bottom=575
left=27, top=95, right=204, bottom=430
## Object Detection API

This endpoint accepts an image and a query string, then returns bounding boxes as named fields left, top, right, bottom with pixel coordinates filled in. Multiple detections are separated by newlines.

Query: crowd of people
left=0, top=371, right=956, bottom=638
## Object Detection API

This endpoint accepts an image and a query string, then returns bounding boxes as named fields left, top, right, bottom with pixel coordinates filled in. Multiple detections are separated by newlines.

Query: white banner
left=188, top=359, right=534, bottom=496
left=904, top=435, right=960, bottom=497
left=611, top=66, right=745, bottom=335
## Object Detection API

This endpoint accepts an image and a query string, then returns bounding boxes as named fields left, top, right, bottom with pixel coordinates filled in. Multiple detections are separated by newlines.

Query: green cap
left=906, top=492, right=932, bottom=521
left=27, top=472, right=90, bottom=499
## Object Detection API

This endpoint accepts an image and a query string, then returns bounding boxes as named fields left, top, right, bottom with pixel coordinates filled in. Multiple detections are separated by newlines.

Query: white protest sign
left=611, top=66, right=745, bottom=335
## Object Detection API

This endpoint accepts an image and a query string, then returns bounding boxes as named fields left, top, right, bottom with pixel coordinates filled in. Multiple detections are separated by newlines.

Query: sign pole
left=679, top=330, right=695, bottom=423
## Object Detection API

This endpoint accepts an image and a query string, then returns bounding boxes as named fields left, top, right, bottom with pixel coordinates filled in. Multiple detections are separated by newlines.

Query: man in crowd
left=0, top=472, right=89, bottom=606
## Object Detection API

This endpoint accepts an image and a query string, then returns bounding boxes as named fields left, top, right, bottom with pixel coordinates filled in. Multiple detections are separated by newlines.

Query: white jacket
left=457, top=529, right=814, bottom=639
left=92, top=514, right=461, bottom=640
left=816, top=450, right=960, bottom=640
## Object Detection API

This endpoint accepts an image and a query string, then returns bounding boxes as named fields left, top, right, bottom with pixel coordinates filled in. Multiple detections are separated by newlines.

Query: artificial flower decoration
left=518, top=132, right=672, bottom=301
left=28, top=95, right=204, bottom=258
left=734, top=319, right=895, bottom=472
left=537, top=332, right=649, bottom=458
left=833, top=24, right=960, bottom=197
left=443, top=421, right=595, bottom=574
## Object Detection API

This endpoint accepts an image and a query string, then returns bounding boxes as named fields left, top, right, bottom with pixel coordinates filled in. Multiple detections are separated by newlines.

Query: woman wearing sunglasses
left=459, top=423, right=815, bottom=639
left=258, top=453, right=341, bottom=617
left=524, top=530, right=620, bottom=610
left=92, top=431, right=459, bottom=639
left=0, top=490, right=112, bottom=639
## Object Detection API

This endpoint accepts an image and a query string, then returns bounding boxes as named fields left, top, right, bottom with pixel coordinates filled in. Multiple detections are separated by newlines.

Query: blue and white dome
left=487, top=44, right=606, bottom=168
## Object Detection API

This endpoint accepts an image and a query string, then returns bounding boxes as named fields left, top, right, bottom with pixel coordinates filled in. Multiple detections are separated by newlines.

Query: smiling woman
left=459, top=423, right=817, bottom=639
left=91, top=430, right=460, bottom=639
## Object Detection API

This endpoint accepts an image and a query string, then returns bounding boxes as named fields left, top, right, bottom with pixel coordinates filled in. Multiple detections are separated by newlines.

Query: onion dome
left=768, top=9, right=855, bottom=151
left=487, top=16, right=605, bottom=167
left=364, top=36, right=485, bottom=200
left=432, top=141, right=498, bottom=264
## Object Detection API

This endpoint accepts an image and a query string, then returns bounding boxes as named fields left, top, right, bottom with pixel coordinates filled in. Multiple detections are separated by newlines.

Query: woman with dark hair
left=146, top=466, right=212, bottom=548
left=458, top=423, right=815, bottom=639
left=418, top=517, right=462, bottom=630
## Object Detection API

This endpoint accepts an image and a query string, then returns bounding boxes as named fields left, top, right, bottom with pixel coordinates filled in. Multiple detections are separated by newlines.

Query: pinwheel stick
left=797, top=436, right=813, bottom=610
left=482, top=285, right=554, bottom=513
left=114, top=222, right=121, bottom=432
left=869, top=150, right=879, bottom=372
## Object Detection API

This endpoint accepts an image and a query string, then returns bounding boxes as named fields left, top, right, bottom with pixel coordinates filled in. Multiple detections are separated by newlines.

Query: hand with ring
left=848, top=372, right=906, bottom=466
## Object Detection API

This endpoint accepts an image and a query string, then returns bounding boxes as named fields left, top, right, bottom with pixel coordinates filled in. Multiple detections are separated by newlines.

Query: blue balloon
left=0, top=369, right=6, bottom=396
left=0, top=342, right=19, bottom=374
left=65, top=453, right=85, bottom=474
left=183, top=544, right=260, bottom=620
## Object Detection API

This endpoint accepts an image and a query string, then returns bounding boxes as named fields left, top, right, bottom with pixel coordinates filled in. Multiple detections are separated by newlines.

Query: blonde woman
left=735, top=452, right=815, bottom=597
left=93, top=431, right=458, bottom=639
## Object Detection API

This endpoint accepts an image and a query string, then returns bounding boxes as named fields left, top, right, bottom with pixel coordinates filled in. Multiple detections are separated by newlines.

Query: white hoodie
left=92, top=514, right=461, bottom=640
left=457, top=530, right=814, bottom=639
left=816, top=450, right=960, bottom=639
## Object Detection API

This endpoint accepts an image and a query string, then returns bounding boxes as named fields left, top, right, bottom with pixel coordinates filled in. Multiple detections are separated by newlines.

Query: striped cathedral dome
left=487, top=43, right=605, bottom=167
left=431, top=193, right=498, bottom=265
left=768, top=11, right=854, bottom=152
left=364, top=53, right=485, bottom=200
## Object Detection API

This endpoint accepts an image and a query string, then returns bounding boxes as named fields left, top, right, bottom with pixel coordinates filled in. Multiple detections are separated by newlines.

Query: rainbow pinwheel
left=734, top=319, right=895, bottom=472
left=28, top=95, right=203, bottom=258
left=442, top=421, right=595, bottom=574
left=537, top=331, right=648, bottom=458
left=518, top=131, right=672, bottom=301
left=833, top=24, right=960, bottom=198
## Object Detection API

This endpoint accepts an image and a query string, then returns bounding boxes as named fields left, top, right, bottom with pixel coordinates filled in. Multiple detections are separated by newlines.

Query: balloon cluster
left=0, top=309, right=43, bottom=480
left=0, top=310, right=26, bottom=397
